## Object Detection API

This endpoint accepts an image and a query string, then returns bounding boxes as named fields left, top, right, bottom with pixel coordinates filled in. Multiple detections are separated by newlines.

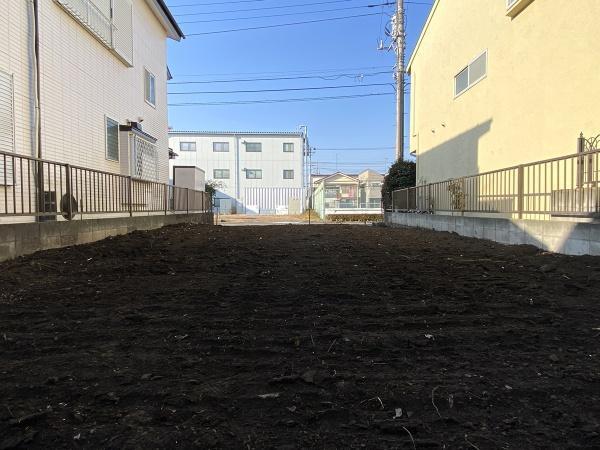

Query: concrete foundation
left=385, top=212, right=600, bottom=256
left=0, top=213, right=213, bottom=262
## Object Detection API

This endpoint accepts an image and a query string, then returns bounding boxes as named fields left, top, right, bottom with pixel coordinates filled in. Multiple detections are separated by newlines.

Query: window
left=507, top=0, right=518, bottom=6
left=0, top=70, right=14, bottom=185
left=213, top=142, right=229, bottom=152
left=144, top=69, right=156, bottom=106
left=246, top=169, right=262, bottom=179
left=213, top=169, right=230, bottom=179
left=105, top=117, right=119, bottom=161
left=283, top=143, right=294, bottom=152
left=455, top=51, right=487, bottom=97
left=180, top=142, right=197, bottom=152
left=283, top=170, right=294, bottom=180
left=245, top=142, right=262, bottom=152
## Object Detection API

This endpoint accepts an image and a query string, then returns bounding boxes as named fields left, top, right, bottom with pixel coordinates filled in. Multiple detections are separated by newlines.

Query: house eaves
left=406, top=0, right=441, bottom=74
left=147, top=0, right=185, bottom=40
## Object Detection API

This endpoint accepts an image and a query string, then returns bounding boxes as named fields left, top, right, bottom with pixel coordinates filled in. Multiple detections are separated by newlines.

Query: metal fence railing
left=0, top=150, right=212, bottom=221
left=391, top=146, right=600, bottom=220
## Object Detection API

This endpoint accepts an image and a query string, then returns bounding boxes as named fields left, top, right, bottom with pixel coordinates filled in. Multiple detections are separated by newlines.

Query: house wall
left=0, top=0, right=171, bottom=183
left=169, top=133, right=305, bottom=214
left=409, top=0, right=600, bottom=185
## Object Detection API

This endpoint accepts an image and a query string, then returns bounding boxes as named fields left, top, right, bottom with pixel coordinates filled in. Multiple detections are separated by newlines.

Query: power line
left=175, top=0, right=367, bottom=16
left=169, top=0, right=270, bottom=7
left=173, top=65, right=392, bottom=78
left=168, top=70, right=391, bottom=85
left=168, top=92, right=394, bottom=106
left=168, top=82, right=392, bottom=95
left=178, top=2, right=394, bottom=24
left=185, top=13, right=382, bottom=36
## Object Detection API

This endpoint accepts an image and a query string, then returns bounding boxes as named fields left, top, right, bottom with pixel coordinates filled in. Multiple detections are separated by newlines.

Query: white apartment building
left=169, top=131, right=307, bottom=214
left=0, top=0, right=183, bottom=187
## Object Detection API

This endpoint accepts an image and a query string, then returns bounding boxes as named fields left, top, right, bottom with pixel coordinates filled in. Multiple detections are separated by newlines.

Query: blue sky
left=165, top=0, right=433, bottom=175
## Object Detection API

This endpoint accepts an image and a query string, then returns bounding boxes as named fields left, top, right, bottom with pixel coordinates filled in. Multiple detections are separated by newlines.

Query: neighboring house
left=312, top=170, right=384, bottom=218
left=169, top=131, right=307, bottom=214
left=0, top=0, right=183, bottom=195
left=408, top=0, right=600, bottom=185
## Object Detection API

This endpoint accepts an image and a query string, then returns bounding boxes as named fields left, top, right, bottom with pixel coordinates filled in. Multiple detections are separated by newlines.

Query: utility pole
left=394, top=0, right=405, bottom=161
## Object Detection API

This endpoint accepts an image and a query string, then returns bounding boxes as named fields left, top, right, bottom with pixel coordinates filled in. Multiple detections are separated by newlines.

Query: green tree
left=381, top=160, right=416, bottom=209
left=205, top=180, right=224, bottom=202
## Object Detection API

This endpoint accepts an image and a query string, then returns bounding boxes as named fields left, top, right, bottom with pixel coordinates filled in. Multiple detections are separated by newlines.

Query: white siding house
left=0, top=0, right=183, bottom=185
left=169, top=131, right=307, bottom=214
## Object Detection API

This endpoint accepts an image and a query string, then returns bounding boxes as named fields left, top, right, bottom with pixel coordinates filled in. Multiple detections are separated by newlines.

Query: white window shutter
left=113, top=0, right=133, bottom=66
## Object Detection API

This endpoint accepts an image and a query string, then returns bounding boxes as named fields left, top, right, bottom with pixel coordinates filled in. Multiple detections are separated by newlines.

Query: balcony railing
left=0, top=150, right=212, bottom=221
left=54, top=0, right=133, bottom=66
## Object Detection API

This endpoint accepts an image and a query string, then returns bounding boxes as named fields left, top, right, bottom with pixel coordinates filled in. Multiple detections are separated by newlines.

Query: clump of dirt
left=0, top=223, right=599, bottom=449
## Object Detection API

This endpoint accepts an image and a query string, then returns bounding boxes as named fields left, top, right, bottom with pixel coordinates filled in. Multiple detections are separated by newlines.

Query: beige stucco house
left=0, top=0, right=183, bottom=186
left=408, top=0, right=600, bottom=185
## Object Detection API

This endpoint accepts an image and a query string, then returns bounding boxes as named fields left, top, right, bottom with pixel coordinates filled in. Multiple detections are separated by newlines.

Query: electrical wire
left=173, top=65, right=392, bottom=78
left=175, top=0, right=367, bottom=16
left=168, top=82, right=392, bottom=94
left=185, top=13, right=382, bottom=36
left=168, top=70, right=391, bottom=84
left=168, top=92, right=394, bottom=106
left=178, top=2, right=394, bottom=24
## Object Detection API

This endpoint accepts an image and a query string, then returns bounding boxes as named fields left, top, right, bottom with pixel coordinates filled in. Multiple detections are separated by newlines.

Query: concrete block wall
left=0, top=213, right=213, bottom=262
left=385, top=212, right=600, bottom=256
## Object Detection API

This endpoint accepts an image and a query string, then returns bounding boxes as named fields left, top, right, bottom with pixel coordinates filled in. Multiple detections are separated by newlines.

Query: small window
left=246, top=169, right=262, bottom=179
left=506, top=0, right=518, bottom=7
left=283, top=170, right=294, bottom=179
left=455, top=51, right=487, bottom=97
left=105, top=117, right=119, bottom=161
left=180, top=142, right=197, bottom=152
left=245, top=142, right=262, bottom=152
left=283, top=143, right=294, bottom=153
left=213, top=142, right=229, bottom=152
left=213, top=169, right=230, bottom=179
left=144, top=69, right=156, bottom=106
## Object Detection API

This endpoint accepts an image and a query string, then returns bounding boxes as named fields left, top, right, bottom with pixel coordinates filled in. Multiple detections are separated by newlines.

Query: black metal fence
left=0, top=150, right=211, bottom=221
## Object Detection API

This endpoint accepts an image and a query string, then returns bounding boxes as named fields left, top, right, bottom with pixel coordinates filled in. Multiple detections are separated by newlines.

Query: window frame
left=245, top=142, right=262, bottom=153
left=144, top=68, right=156, bottom=107
left=454, top=50, right=488, bottom=98
left=213, top=142, right=230, bottom=152
left=245, top=169, right=263, bottom=179
left=179, top=141, right=197, bottom=152
left=283, top=142, right=294, bottom=153
left=105, top=115, right=120, bottom=162
left=213, top=169, right=230, bottom=179
left=283, top=170, right=294, bottom=180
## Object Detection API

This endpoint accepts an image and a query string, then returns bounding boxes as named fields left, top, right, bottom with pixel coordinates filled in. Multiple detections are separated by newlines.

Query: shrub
left=381, top=160, right=416, bottom=209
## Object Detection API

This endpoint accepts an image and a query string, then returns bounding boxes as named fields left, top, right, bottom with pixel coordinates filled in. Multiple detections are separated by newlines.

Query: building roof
left=169, top=130, right=305, bottom=137
left=149, top=0, right=185, bottom=40
left=406, top=0, right=441, bottom=74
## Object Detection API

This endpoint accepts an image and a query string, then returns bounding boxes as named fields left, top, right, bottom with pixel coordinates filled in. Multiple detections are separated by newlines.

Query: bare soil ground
left=0, top=223, right=599, bottom=449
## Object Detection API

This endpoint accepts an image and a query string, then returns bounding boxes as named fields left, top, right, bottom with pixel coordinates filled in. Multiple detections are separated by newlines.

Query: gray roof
left=169, top=130, right=304, bottom=137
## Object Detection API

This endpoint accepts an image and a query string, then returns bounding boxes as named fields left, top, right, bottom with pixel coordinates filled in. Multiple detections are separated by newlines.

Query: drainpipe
left=32, top=0, right=44, bottom=220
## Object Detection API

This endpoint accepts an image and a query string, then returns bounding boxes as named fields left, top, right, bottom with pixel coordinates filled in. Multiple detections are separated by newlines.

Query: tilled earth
left=0, top=223, right=599, bottom=449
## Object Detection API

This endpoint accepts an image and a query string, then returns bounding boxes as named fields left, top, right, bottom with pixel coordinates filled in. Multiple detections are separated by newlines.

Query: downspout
left=32, top=0, right=41, bottom=160
left=32, top=0, right=44, bottom=221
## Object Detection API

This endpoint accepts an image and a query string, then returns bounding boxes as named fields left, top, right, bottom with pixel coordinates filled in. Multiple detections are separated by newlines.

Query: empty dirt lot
left=1, top=223, right=599, bottom=449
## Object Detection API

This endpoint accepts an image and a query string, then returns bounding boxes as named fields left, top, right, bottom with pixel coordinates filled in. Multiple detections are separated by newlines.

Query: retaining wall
left=385, top=212, right=600, bottom=256
left=0, top=213, right=213, bottom=262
